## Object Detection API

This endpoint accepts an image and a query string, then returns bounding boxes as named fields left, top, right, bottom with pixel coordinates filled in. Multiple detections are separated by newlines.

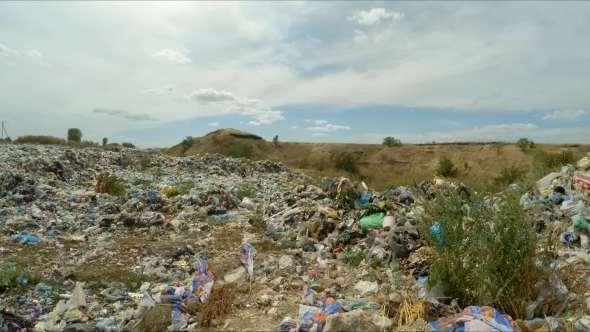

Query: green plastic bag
left=359, top=212, right=385, bottom=229
left=572, top=215, right=589, bottom=231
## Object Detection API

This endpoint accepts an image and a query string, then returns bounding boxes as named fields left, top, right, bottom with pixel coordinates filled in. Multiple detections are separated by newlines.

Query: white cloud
left=26, top=50, right=49, bottom=66
left=304, top=119, right=328, bottom=125
left=312, top=133, right=326, bottom=137
left=0, top=44, right=19, bottom=57
left=142, top=86, right=175, bottom=94
left=291, top=126, right=297, bottom=129
left=188, top=88, right=235, bottom=103
left=207, top=122, right=219, bottom=126
left=348, top=8, right=404, bottom=26
left=92, top=108, right=158, bottom=121
left=543, top=109, right=587, bottom=121
left=308, top=123, right=351, bottom=131
left=248, top=121, right=260, bottom=126
left=186, top=88, right=284, bottom=125
left=151, top=49, right=192, bottom=64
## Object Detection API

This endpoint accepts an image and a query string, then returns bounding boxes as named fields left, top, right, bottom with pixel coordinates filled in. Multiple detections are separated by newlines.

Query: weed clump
left=298, top=157, right=310, bottom=169
left=163, top=187, right=181, bottom=198
left=0, top=267, right=49, bottom=293
left=419, top=187, right=546, bottom=318
left=313, top=158, right=330, bottom=171
left=139, top=155, right=152, bottom=170
left=96, top=174, right=127, bottom=196
left=531, top=149, right=575, bottom=178
left=236, top=183, right=256, bottom=200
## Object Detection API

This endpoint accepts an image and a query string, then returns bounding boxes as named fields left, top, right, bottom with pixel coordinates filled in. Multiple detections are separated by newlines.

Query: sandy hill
left=165, top=129, right=590, bottom=189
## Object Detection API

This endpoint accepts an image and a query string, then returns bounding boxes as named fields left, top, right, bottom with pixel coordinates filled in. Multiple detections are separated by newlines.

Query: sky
left=1, top=1, right=590, bottom=148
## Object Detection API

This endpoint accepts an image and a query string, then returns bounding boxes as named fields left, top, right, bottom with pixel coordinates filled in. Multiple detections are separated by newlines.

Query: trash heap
left=1, top=144, right=590, bottom=332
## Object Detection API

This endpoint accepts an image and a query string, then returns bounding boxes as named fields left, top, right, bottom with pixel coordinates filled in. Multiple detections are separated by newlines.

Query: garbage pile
left=1, top=144, right=590, bottom=332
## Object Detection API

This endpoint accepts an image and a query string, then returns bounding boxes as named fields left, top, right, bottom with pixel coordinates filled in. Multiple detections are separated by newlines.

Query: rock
left=267, top=307, right=278, bottom=316
left=323, top=310, right=379, bottom=332
left=224, top=267, right=246, bottom=283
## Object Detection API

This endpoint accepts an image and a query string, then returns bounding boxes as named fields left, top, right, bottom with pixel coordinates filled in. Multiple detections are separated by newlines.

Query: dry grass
left=134, top=304, right=173, bottom=332
left=212, top=228, right=245, bottom=249
left=164, top=128, right=590, bottom=187
left=394, top=296, right=427, bottom=328
left=186, top=283, right=239, bottom=326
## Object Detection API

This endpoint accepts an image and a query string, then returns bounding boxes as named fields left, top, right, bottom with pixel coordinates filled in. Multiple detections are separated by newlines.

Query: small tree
left=181, top=136, right=194, bottom=153
left=382, top=136, right=401, bottom=147
left=273, top=135, right=279, bottom=145
left=3, top=137, right=10, bottom=142
left=102, top=137, right=108, bottom=146
left=67, top=128, right=82, bottom=142
left=437, top=156, right=457, bottom=177
left=516, top=138, right=534, bottom=151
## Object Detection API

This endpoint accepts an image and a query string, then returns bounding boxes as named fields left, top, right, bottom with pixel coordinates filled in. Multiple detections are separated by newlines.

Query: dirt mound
left=165, top=130, right=590, bottom=188
left=167, top=128, right=272, bottom=158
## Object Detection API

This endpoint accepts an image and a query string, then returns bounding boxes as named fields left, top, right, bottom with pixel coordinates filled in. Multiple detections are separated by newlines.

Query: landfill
left=2, top=144, right=590, bottom=331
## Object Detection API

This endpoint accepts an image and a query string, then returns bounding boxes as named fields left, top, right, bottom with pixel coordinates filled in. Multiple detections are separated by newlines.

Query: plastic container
left=383, top=215, right=395, bottom=231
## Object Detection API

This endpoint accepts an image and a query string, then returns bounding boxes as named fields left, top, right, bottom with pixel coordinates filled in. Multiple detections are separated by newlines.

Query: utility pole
left=1, top=121, right=8, bottom=140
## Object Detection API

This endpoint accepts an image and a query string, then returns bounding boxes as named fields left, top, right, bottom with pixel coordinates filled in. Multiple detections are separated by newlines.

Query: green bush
left=516, top=138, right=534, bottom=151
left=313, top=158, right=330, bottom=171
left=297, top=158, right=310, bottom=169
left=492, top=166, right=528, bottom=188
left=329, top=151, right=358, bottom=174
left=436, top=156, right=457, bottom=177
left=122, top=142, right=136, bottom=148
left=227, top=144, right=254, bottom=159
left=420, top=188, right=547, bottom=318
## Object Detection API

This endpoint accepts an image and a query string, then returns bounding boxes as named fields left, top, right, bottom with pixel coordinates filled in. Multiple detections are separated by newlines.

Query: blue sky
left=1, top=1, right=590, bottom=147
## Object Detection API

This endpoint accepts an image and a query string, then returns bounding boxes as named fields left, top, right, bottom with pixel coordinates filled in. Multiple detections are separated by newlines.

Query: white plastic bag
left=560, top=199, right=589, bottom=218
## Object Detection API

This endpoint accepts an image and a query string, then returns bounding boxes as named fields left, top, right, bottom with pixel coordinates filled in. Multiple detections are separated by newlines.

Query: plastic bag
left=359, top=212, right=385, bottom=229
left=572, top=215, right=589, bottom=231
left=561, top=199, right=589, bottom=218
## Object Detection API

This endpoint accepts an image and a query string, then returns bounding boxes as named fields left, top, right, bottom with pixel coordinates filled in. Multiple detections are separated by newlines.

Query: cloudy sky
left=1, top=1, right=590, bottom=147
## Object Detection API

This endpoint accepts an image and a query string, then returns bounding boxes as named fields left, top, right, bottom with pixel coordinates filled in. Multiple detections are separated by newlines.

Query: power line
left=1, top=121, right=8, bottom=140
